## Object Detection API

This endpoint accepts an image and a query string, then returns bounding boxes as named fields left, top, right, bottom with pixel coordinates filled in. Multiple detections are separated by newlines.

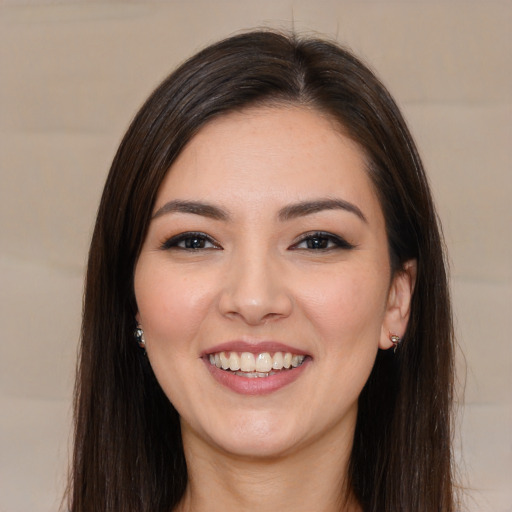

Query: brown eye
left=161, top=232, right=221, bottom=251
left=305, top=236, right=330, bottom=249
left=291, top=232, right=355, bottom=251
left=183, top=236, right=209, bottom=249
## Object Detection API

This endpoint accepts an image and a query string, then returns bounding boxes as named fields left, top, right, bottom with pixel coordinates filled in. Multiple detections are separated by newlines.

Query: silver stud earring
left=389, top=333, right=401, bottom=353
left=135, top=325, right=146, bottom=348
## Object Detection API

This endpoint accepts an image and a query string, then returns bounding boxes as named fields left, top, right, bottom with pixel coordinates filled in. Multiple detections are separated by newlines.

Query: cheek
left=134, top=263, right=216, bottom=347
left=298, top=266, right=388, bottom=347
left=134, top=264, right=217, bottom=412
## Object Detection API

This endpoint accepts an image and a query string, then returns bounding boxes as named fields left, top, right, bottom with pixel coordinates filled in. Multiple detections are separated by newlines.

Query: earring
left=135, top=325, right=146, bottom=348
left=389, top=333, right=401, bottom=353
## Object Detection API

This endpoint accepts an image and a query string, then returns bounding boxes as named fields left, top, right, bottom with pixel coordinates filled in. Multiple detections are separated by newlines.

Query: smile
left=208, top=351, right=307, bottom=377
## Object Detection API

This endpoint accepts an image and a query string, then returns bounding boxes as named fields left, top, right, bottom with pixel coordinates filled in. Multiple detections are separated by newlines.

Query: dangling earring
left=134, top=325, right=146, bottom=348
left=389, top=333, right=401, bottom=353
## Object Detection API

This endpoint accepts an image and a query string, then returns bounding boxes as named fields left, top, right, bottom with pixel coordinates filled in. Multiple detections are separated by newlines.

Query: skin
left=134, top=106, right=415, bottom=511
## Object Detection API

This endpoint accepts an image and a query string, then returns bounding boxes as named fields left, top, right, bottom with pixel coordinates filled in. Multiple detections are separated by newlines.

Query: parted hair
left=69, top=30, right=456, bottom=512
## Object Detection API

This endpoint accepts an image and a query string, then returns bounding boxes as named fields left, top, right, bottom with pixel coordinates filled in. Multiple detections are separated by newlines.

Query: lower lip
left=204, top=358, right=310, bottom=395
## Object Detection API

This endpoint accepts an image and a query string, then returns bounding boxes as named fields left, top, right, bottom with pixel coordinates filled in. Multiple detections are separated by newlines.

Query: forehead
left=155, top=106, right=381, bottom=221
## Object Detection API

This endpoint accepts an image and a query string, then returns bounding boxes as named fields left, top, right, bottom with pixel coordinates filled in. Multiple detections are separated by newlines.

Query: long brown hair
left=69, top=30, right=456, bottom=511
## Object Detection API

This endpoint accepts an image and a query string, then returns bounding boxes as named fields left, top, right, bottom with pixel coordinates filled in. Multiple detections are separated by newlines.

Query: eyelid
left=159, top=230, right=354, bottom=251
left=160, top=231, right=222, bottom=251
left=289, top=231, right=356, bottom=250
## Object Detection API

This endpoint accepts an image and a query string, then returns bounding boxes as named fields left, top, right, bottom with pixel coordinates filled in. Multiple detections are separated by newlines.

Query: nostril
left=220, top=297, right=293, bottom=326
left=217, top=259, right=293, bottom=324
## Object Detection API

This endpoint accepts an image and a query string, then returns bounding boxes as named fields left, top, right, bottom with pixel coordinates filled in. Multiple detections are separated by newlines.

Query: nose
left=218, top=249, right=293, bottom=326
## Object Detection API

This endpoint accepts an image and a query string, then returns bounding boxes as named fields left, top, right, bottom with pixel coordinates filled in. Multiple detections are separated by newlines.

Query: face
left=134, top=106, right=413, bottom=459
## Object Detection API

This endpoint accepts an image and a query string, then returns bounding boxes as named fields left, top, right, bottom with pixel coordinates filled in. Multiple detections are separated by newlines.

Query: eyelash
left=290, top=231, right=356, bottom=251
left=160, top=231, right=355, bottom=252
left=160, top=232, right=221, bottom=251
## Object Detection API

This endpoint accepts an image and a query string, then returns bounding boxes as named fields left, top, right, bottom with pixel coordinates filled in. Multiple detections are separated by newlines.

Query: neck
left=174, top=412, right=362, bottom=512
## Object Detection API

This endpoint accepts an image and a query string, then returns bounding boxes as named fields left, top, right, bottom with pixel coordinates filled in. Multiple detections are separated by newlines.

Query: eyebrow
left=152, top=200, right=230, bottom=221
left=278, top=198, right=367, bottom=223
left=152, top=197, right=367, bottom=223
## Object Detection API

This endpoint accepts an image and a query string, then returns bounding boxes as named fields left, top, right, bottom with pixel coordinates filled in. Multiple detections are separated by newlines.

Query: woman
left=69, top=30, right=456, bottom=511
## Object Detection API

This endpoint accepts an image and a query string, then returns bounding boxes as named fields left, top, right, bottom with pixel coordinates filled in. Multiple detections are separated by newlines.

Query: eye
left=160, top=232, right=221, bottom=251
left=290, top=231, right=355, bottom=251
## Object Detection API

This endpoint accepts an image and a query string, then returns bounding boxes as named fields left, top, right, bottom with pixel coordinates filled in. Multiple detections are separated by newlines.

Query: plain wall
left=0, top=1, right=510, bottom=511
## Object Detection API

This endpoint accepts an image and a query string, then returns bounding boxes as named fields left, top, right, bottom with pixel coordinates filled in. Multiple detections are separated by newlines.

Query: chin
left=185, top=409, right=304, bottom=459
left=215, top=431, right=301, bottom=459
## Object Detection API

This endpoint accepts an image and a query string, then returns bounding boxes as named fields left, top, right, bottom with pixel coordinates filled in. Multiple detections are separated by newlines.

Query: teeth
left=272, top=352, right=284, bottom=369
left=229, top=352, right=240, bottom=371
left=209, top=351, right=306, bottom=373
left=240, top=352, right=255, bottom=372
left=220, top=352, right=229, bottom=370
left=234, top=371, right=277, bottom=378
left=255, top=352, right=272, bottom=373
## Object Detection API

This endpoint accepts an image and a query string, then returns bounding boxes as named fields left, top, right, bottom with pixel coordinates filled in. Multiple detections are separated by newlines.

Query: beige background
left=0, top=1, right=510, bottom=511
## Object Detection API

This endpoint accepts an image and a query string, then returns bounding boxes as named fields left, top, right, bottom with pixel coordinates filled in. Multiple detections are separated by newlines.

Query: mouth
left=207, top=351, right=308, bottom=378
left=203, top=341, right=311, bottom=394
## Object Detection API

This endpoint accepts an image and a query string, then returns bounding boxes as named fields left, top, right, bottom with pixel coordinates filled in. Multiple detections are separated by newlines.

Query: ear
left=379, top=259, right=417, bottom=350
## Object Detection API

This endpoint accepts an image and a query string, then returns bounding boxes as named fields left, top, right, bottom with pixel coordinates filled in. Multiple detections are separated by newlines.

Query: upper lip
left=201, top=340, right=311, bottom=358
